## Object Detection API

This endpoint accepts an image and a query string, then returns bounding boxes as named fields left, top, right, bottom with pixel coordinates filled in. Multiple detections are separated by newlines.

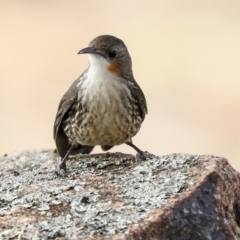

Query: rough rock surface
left=0, top=150, right=239, bottom=239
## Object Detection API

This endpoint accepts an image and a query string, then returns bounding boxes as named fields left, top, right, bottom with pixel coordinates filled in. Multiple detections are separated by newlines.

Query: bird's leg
left=125, top=141, right=155, bottom=160
left=58, top=145, right=74, bottom=175
left=125, top=141, right=146, bottom=160
left=125, top=141, right=143, bottom=154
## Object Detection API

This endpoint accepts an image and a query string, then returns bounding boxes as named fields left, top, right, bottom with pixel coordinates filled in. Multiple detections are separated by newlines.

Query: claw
left=136, top=151, right=156, bottom=161
left=54, top=157, right=67, bottom=177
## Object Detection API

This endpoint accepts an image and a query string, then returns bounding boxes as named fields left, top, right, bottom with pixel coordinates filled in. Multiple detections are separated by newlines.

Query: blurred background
left=0, top=0, right=240, bottom=170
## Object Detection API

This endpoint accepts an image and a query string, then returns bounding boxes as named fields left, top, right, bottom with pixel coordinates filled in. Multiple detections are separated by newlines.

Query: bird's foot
left=55, top=158, right=67, bottom=177
left=136, top=151, right=156, bottom=161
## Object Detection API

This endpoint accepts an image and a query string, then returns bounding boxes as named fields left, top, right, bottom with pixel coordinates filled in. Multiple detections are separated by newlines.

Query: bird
left=53, top=35, right=148, bottom=175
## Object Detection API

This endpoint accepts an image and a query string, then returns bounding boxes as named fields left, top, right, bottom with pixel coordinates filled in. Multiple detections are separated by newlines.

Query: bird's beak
left=78, top=47, right=104, bottom=58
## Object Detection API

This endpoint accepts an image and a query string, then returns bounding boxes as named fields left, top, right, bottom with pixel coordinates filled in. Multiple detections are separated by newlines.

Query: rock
left=0, top=150, right=239, bottom=239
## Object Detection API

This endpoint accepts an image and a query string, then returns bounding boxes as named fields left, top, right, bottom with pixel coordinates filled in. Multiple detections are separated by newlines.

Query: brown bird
left=53, top=35, right=148, bottom=175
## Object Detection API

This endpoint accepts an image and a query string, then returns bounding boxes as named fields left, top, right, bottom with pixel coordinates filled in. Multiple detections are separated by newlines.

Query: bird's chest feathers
left=75, top=63, right=133, bottom=145
left=82, top=72, right=122, bottom=108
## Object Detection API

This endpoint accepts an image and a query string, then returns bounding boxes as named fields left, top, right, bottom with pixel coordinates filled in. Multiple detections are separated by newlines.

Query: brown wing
left=127, top=77, right=148, bottom=121
left=53, top=78, right=80, bottom=158
left=53, top=79, right=79, bottom=140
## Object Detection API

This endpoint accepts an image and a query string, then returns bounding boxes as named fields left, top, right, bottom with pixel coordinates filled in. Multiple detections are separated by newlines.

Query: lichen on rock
left=0, top=151, right=239, bottom=239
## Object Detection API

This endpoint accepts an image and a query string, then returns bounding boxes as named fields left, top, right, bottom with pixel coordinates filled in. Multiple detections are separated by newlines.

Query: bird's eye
left=108, top=50, right=117, bottom=58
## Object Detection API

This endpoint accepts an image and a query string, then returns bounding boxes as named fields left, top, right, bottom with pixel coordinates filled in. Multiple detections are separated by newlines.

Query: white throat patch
left=79, top=54, right=130, bottom=105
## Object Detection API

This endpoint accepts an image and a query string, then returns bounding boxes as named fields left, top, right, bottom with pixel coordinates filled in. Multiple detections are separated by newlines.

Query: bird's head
left=78, top=35, right=132, bottom=76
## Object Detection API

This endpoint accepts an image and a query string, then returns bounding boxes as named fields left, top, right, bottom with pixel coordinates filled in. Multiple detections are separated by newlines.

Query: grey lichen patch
left=0, top=150, right=202, bottom=239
